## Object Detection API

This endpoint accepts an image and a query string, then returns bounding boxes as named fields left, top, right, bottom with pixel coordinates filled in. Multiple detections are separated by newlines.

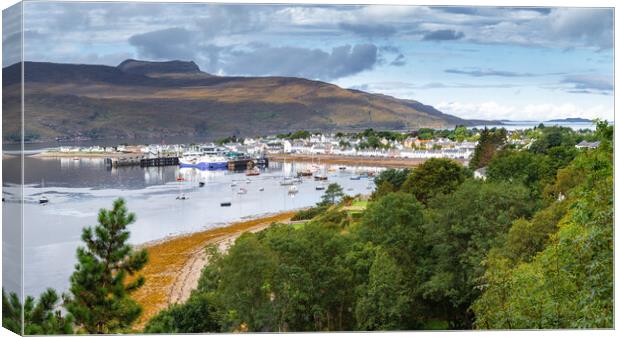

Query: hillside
left=3, top=60, right=483, bottom=143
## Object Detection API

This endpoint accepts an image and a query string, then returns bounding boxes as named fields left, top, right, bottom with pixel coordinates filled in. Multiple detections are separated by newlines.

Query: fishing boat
left=350, top=175, right=361, bottom=180
left=246, top=168, right=260, bottom=176
left=237, top=188, right=248, bottom=195
left=315, top=184, right=326, bottom=191
left=179, top=153, right=228, bottom=170
left=220, top=201, right=232, bottom=207
left=288, top=185, right=298, bottom=194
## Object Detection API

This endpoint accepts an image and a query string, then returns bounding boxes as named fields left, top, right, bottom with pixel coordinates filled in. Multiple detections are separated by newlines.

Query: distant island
left=545, top=118, right=593, bottom=123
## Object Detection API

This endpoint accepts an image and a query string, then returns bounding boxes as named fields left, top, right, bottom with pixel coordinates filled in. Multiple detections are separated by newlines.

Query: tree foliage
left=2, top=288, right=73, bottom=335
left=401, top=158, right=470, bottom=204
left=63, top=198, right=148, bottom=334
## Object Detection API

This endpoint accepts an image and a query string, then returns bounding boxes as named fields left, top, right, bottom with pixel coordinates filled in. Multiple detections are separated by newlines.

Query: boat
left=39, top=179, right=49, bottom=204
left=220, top=201, right=232, bottom=207
left=315, top=184, right=326, bottom=191
left=245, top=179, right=251, bottom=184
left=179, top=153, right=228, bottom=170
left=327, top=167, right=337, bottom=172
left=259, top=187, right=265, bottom=192
left=198, top=182, right=205, bottom=187
left=350, top=175, right=361, bottom=180
left=297, top=169, right=313, bottom=177
left=176, top=176, right=185, bottom=181
left=314, top=174, right=328, bottom=181
left=237, top=188, right=248, bottom=195
left=73, top=157, right=79, bottom=161
left=176, top=194, right=189, bottom=200
left=230, top=182, right=237, bottom=187
left=280, top=178, right=295, bottom=186
left=246, top=168, right=260, bottom=176
left=339, top=166, right=347, bottom=170
left=293, top=177, right=303, bottom=184
left=288, top=185, right=298, bottom=194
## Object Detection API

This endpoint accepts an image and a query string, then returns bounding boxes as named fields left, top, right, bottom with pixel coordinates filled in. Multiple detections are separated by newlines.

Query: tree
left=373, top=168, right=410, bottom=191
left=355, top=249, right=411, bottom=330
left=63, top=198, right=148, bottom=334
left=320, top=183, right=344, bottom=205
left=144, top=293, right=222, bottom=333
left=3, top=288, right=73, bottom=335
left=422, top=180, right=535, bottom=328
left=469, top=128, right=507, bottom=169
left=401, top=158, right=469, bottom=204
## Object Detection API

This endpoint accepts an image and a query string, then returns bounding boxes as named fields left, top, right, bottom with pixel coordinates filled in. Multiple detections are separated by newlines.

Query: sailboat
left=39, top=179, right=49, bottom=204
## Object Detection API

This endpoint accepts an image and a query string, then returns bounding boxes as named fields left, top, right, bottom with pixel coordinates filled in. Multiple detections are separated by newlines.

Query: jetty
left=105, top=156, right=179, bottom=168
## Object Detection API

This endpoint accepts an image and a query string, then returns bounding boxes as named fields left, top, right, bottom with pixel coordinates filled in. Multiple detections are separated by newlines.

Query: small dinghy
left=39, top=195, right=49, bottom=204
left=350, top=175, right=361, bottom=180
left=176, top=194, right=189, bottom=200
left=230, top=182, right=237, bottom=187
left=315, top=184, right=326, bottom=191
left=288, top=185, right=299, bottom=194
left=259, top=187, right=265, bottom=192
left=237, top=188, right=248, bottom=195
left=198, top=182, right=205, bottom=187
left=220, top=201, right=232, bottom=207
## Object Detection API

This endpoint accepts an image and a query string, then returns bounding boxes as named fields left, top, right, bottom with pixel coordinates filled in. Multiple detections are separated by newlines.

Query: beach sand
left=130, top=211, right=297, bottom=330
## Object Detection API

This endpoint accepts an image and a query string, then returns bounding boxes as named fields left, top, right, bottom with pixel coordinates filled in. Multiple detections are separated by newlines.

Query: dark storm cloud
left=128, top=28, right=196, bottom=60
left=445, top=68, right=536, bottom=77
left=221, top=44, right=378, bottom=81
left=338, top=23, right=396, bottom=38
left=422, top=29, right=464, bottom=41
left=561, top=75, right=613, bottom=92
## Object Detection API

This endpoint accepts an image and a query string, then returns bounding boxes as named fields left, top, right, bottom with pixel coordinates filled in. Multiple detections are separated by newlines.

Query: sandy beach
left=270, top=153, right=463, bottom=168
left=130, top=211, right=298, bottom=330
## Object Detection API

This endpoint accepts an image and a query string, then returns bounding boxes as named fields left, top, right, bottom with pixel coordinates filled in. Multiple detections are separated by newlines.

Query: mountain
left=3, top=60, right=486, bottom=143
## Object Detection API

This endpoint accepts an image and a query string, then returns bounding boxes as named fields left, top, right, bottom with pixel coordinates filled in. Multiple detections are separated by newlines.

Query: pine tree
left=3, top=288, right=73, bottom=335
left=320, top=183, right=345, bottom=205
left=63, top=198, right=148, bottom=333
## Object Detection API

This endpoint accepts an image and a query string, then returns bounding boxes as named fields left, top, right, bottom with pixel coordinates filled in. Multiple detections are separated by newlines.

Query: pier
left=104, top=156, right=179, bottom=168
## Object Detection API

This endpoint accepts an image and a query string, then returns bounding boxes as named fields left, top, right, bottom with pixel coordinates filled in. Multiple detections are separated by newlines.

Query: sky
left=2, top=2, right=615, bottom=121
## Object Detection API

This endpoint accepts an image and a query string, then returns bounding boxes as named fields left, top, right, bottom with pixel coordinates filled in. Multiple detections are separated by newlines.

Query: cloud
left=445, top=68, right=536, bottom=77
left=220, top=44, right=378, bottom=81
left=561, top=74, right=613, bottom=92
left=436, top=101, right=612, bottom=121
left=339, top=22, right=396, bottom=38
left=128, top=27, right=196, bottom=60
left=422, top=29, right=464, bottom=41
left=390, top=54, right=406, bottom=66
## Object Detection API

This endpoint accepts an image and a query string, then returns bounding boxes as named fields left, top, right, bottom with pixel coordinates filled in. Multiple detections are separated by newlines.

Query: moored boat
left=288, top=185, right=298, bottom=194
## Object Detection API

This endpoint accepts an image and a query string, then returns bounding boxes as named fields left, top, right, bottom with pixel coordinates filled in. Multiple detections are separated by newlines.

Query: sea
left=2, top=154, right=380, bottom=298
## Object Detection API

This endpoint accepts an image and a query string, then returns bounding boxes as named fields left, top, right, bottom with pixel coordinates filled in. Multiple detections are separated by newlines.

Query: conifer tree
left=63, top=198, right=148, bottom=333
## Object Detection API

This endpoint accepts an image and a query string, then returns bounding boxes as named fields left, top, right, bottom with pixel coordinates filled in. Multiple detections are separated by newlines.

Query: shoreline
left=270, top=153, right=466, bottom=168
left=130, top=210, right=298, bottom=330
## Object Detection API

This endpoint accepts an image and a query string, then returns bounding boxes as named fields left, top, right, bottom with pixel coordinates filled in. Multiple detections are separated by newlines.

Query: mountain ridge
left=2, top=60, right=495, bottom=143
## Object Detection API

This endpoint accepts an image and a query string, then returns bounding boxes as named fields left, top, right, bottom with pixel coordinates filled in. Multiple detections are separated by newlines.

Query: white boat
left=176, top=194, right=189, bottom=200
left=230, top=182, right=237, bottom=187
left=288, top=185, right=298, bottom=194
left=280, top=178, right=295, bottom=186
left=179, top=153, right=228, bottom=170
left=259, top=187, right=265, bottom=192
left=237, top=188, right=248, bottom=195
left=350, top=175, right=361, bottom=180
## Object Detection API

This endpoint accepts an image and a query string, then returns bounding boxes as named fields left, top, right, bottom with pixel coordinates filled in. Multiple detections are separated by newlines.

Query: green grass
left=351, top=200, right=368, bottom=208
left=292, top=222, right=306, bottom=230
